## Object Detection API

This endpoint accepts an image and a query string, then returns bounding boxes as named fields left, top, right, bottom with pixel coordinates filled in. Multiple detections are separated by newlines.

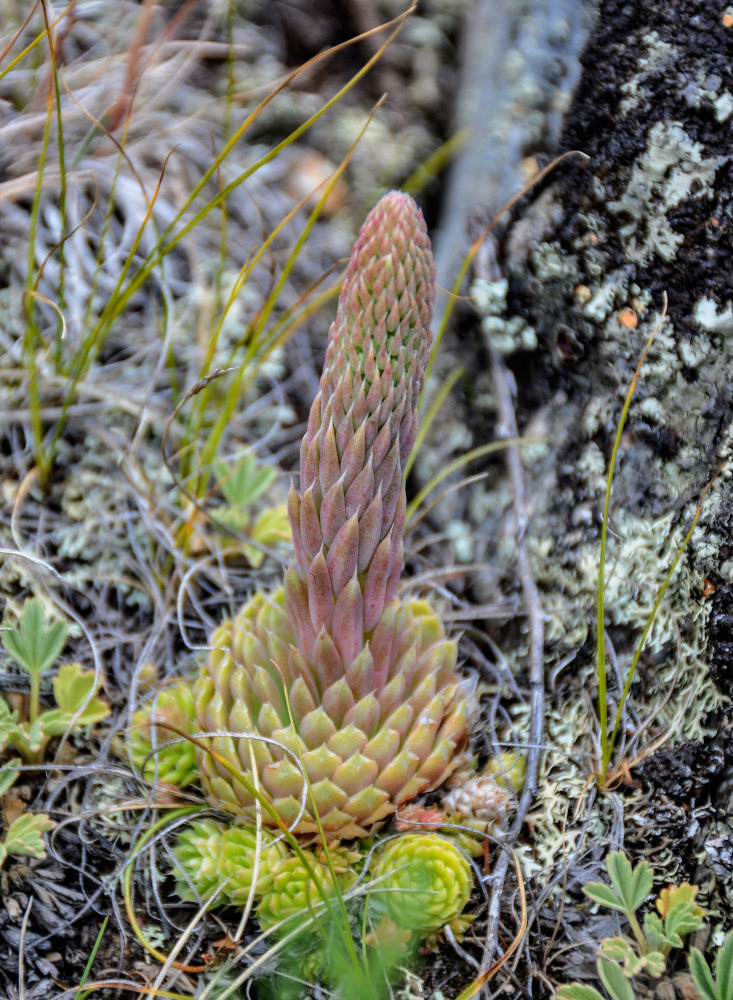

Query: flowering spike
left=287, top=191, right=435, bottom=640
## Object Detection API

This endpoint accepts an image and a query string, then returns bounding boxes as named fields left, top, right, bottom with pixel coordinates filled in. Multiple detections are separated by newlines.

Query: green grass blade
left=404, top=366, right=463, bottom=479
left=606, top=465, right=721, bottom=767
left=72, top=916, right=108, bottom=1000
left=598, top=306, right=665, bottom=779
left=0, top=2, right=74, bottom=83
left=39, top=0, right=67, bottom=367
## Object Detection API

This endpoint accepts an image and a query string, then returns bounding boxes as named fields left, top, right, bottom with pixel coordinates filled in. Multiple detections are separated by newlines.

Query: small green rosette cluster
left=173, top=818, right=288, bottom=907
left=257, top=847, right=355, bottom=931
left=129, top=681, right=198, bottom=789
left=372, top=832, right=473, bottom=935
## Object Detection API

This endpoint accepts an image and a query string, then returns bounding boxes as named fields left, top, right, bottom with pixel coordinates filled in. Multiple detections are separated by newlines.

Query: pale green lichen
left=583, top=274, right=627, bottom=322
left=472, top=277, right=537, bottom=354
left=694, top=297, right=733, bottom=336
left=606, top=121, right=717, bottom=264
left=618, top=32, right=674, bottom=116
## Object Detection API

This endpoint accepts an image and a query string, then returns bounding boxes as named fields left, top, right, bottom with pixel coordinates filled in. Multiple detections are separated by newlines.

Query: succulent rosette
left=172, top=818, right=288, bottom=907
left=372, top=832, right=473, bottom=933
left=130, top=681, right=198, bottom=788
left=194, top=192, right=470, bottom=838
left=173, top=818, right=229, bottom=904
left=256, top=850, right=341, bottom=931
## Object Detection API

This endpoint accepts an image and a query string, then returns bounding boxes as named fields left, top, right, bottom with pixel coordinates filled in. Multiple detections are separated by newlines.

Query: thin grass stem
left=598, top=300, right=666, bottom=780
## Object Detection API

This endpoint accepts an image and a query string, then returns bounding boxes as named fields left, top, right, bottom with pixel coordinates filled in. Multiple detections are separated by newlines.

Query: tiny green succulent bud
left=372, top=833, right=473, bottom=933
left=256, top=850, right=341, bottom=931
left=129, top=681, right=198, bottom=789
left=173, top=818, right=228, bottom=904
left=172, top=819, right=289, bottom=908
left=219, top=824, right=289, bottom=905
left=484, top=750, right=526, bottom=794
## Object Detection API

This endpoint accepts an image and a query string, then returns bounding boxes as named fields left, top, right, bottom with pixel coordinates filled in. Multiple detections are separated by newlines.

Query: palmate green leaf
left=0, top=812, right=56, bottom=868
left=607, top=852, right=651, bottom=914
left=601, top=938, right=640, bottom=972
left=643, top=912, right=669, bottom=953
left=583, top=881, right=626, bottom=913
left=52, top=663, right=109, bottom=725
left=0, top=697, right=19, bottom=753
left=598, top=957, right=634, bottom=1000
left=690, top=933, right=733, bottom=1000
left=644, top=952, right=667, bottom=978
left=555, top=986, right=607, bottom=1000
left=2, top=599, right=68, bottom=676
left=628, top=857, right=653, bottom=911
left=8, top=718, right=46, bottom=758
left=214, top=453, right=276, bottom=507
left=37, top=708, right=78, bottom=737
left=600, top=937, right=667, bottom=979
left=243, top=506, right=292, bottom=567
left=659, top=882, right=705, bottom=943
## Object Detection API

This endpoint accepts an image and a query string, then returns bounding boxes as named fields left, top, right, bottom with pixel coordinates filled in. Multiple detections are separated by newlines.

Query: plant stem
left=29, top=667, right=41, bottom=725
left=627, top=910, right=648, bottom=954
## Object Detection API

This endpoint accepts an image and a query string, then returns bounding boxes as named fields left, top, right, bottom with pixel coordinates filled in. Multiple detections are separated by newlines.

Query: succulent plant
left=130, top=681, right=198, bottom=789
left=256, top=849, right=343, bottom=931
left=194, top=192, right=470, bottom=837
left=485, top=750, right=526, bottom=793
left=219, top=824, right=290, bottom=905
left=441, top=773, right=515, bottom=827
left=172, top=818, right=289, bottom=907
left=372, top=832, right=473, bottom=933
left=173, top=818, right=229, bottom=903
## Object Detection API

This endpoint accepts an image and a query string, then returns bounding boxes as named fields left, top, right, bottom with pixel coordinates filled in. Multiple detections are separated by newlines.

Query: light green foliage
left=2, top=599, right=68, bottom=679
left=172, top=818, right=289, bottom=909
left=256, top=848, right=354, bottom=932
left=213, top=451, right=291, bottom=567
left=129, top=681, right=198, bottom=789
left=556, top=853, right=706, bottom=1000
left=484, top=750, right=526, bottom=794
left=52, top=663, right=110, bottom=726
left=1, top=600, right=108, bottom=770
left=372, top=833, right=473, bottom=935
left=690, top=932, right=733, bottom=1000
left=0, top=811, right=56, bottom=869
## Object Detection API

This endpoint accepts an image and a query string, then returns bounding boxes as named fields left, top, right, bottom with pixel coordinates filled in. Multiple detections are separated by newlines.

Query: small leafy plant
left=213, top=451, right=291, bottom=567
left=1, top=599, right=109, bottom=771
left=0, top=812, right=56, bottom=870
left=690, top=931, right=733, bottom=1000
left=556, top=852, right=705, bottom=1000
